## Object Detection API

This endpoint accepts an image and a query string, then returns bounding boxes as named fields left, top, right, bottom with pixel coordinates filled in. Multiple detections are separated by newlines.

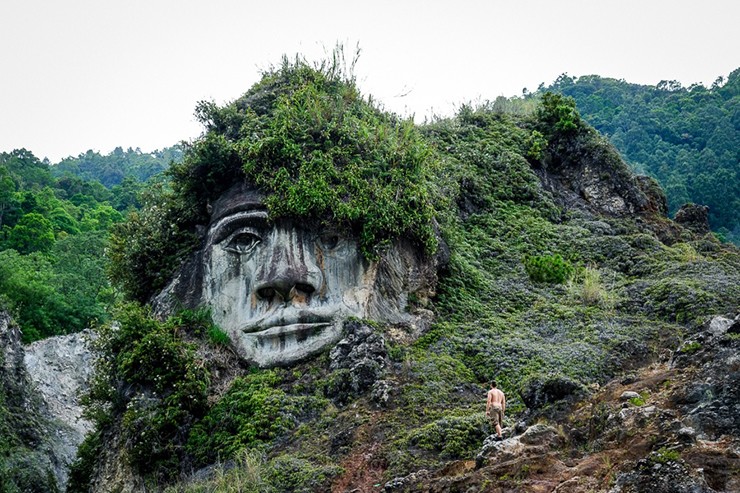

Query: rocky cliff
left=0, top=312, right=94, bottom=492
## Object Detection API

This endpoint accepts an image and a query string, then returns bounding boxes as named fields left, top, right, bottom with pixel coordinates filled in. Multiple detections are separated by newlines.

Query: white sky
left=1, top=0, right=738, bottom=163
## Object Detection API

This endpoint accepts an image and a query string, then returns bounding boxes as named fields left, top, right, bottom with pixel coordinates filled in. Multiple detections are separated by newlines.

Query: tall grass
left=164, top=450, right=271, bottom=493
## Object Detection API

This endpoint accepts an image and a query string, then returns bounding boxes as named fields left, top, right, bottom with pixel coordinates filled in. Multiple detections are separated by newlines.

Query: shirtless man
left=486, top=380, right=506, bottom=439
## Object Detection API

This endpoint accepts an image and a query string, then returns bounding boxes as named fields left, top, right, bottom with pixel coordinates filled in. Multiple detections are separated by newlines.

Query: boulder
left=671, top=315, right=740, bottom=439
left=610, top=455, right=714, bottom=493
left=674, top=204, right=711, bottom=235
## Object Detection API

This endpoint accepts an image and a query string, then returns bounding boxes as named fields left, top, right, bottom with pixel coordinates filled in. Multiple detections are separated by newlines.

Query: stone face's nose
left=254, top=224, right=321, bottom=303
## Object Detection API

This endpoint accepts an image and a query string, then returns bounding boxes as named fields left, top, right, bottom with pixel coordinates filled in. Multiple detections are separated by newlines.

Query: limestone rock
left=0, top=312, right=75, bottom=492
left=23, top=329, right=96, bottom=488
left=475, top=424, right=563, bottom=469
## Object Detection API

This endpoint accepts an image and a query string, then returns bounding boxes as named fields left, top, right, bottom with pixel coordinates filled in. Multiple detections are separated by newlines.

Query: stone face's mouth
left=241, top=312, right=335, bottom=338
left=246, top=322, right=332, bottom=339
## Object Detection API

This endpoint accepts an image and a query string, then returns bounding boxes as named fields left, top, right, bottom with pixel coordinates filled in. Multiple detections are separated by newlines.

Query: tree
left=4, top=212, right=55, bottom=254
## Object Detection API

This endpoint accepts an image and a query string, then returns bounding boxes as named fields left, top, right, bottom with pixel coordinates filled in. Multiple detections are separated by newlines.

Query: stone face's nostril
left=294, top=283, right=315, bottom=295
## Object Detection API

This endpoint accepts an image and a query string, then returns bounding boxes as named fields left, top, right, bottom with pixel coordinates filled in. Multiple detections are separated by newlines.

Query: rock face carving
left=154, top=183, right=439, bottom=367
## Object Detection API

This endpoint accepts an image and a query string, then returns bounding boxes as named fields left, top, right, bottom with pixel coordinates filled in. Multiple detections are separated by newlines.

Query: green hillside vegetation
left=0, top=145, right=181, bottom=342
left=540, top=69, right=740, bottom=243
left=68, top=58, right=740, bottom=492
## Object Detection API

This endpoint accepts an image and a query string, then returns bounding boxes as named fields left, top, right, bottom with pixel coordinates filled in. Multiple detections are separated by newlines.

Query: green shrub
left=265, top=455, right=342, bottom=493
left=207, top=325, right=230, bottom=346
left=678, top=340, right=702, bottom=354
left=524, top=254, right=574, bottom=284
left=650, top=447, right=681, bottom=464
left=66, top=429, right=103, bottom=493
left=186, top=371, right=327, bottom=466
left=81, top=303, right=210, bottom=483
left=406, top=413, right=488, bottom=459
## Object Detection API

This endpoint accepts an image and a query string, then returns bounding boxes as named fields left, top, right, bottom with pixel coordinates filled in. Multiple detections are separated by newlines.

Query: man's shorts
left=489, top=405, right=503, bottom=427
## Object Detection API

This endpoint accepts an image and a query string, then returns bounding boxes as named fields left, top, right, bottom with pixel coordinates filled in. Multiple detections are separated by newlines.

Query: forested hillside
left=540, top=69, right=739, bottom=243
left=0, top=146, right=179, bottom=342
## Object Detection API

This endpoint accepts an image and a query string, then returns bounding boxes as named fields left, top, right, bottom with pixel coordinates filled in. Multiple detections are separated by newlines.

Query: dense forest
left=539, top=69, right=739, bottom=243
left=0, top=147, right=180, bottom=342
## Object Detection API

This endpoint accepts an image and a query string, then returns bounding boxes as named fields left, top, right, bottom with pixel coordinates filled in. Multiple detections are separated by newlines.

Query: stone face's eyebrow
left=209, top=210, right=269, bottom=244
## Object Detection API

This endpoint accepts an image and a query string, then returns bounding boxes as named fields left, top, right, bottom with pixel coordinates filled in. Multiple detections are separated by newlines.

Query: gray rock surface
left=1, top=312, right=86, bottom=492
left=24, top=329, right=96, bottom=488
left=475, top=423, right=563, bottom=468
left=152, top=183, right=442, bottom=368
left=671, top=314, right=740, bottom=439
left=326, top=320, right=387, bottom=405
left=609, top=455, right=715, bottom=493
left=620, top=390, right=641, bottom=401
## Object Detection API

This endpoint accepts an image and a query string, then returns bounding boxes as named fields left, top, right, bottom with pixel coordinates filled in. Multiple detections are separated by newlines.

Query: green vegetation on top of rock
left=111, top=55, right=440, bottom=302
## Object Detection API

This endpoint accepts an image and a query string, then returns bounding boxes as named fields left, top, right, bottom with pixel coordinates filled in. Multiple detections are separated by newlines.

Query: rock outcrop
left=674, top=203, right=712, bottom=236
left=0, top=312, right=94, bottom=492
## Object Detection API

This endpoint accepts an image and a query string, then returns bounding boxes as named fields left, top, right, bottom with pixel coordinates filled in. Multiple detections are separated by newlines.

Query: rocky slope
left=385, top=314, right=739, bottom=492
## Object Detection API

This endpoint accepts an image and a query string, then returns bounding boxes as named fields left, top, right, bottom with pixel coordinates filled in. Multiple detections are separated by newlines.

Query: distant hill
left=540, top=68, right=740, bottom=243
left=51, top=145, right=183, bottom=188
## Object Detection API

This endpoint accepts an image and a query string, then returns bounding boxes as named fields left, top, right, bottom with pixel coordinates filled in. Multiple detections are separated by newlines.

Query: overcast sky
left=1, top=0, right=738, bottom=163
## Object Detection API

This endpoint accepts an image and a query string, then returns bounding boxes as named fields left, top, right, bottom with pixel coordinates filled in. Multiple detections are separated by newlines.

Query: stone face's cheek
left=317, top=239, right=368, bottom=312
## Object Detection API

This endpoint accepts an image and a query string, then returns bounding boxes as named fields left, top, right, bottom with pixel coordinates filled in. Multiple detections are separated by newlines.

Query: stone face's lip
left=241, top=311, right=334, bottom=336
left=244, top=322, right=333, bottom=339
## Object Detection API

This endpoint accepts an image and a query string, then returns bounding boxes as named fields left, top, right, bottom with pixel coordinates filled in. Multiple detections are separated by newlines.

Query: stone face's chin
left=236, top=321, right=342, bottom=367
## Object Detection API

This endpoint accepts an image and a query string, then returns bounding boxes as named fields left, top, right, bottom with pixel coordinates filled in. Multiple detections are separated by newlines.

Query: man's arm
left=486, top=391, right=491, bottom=414
left=502, top=393, right=506, bottom=415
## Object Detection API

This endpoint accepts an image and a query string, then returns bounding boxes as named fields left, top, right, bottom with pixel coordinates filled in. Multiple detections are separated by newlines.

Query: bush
left=406, top=413, right=488, bottom=459
left=524, top=254, right=574, bottom=284
left=81, top=303, right=210, bottom=483
left=265, top=455, right=342, bottom=493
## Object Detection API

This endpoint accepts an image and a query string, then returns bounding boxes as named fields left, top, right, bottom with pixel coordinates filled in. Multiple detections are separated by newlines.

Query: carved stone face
left=202, top=185, right=375, bottom=367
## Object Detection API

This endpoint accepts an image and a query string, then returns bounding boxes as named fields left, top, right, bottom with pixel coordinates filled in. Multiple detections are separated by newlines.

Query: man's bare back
left=486, top=381, right=506, bottom=438
left=487, top=388, right=505, bottom=408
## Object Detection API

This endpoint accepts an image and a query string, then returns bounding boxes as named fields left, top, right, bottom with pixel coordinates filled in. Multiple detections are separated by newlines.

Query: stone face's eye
left=223, top=230, right=261, bottom=255
left=319, top=232, right=341, bottom=250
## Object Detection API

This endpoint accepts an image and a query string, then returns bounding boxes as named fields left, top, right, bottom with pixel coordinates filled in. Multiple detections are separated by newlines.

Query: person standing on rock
left=486, top=380, right=506, bottom=440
